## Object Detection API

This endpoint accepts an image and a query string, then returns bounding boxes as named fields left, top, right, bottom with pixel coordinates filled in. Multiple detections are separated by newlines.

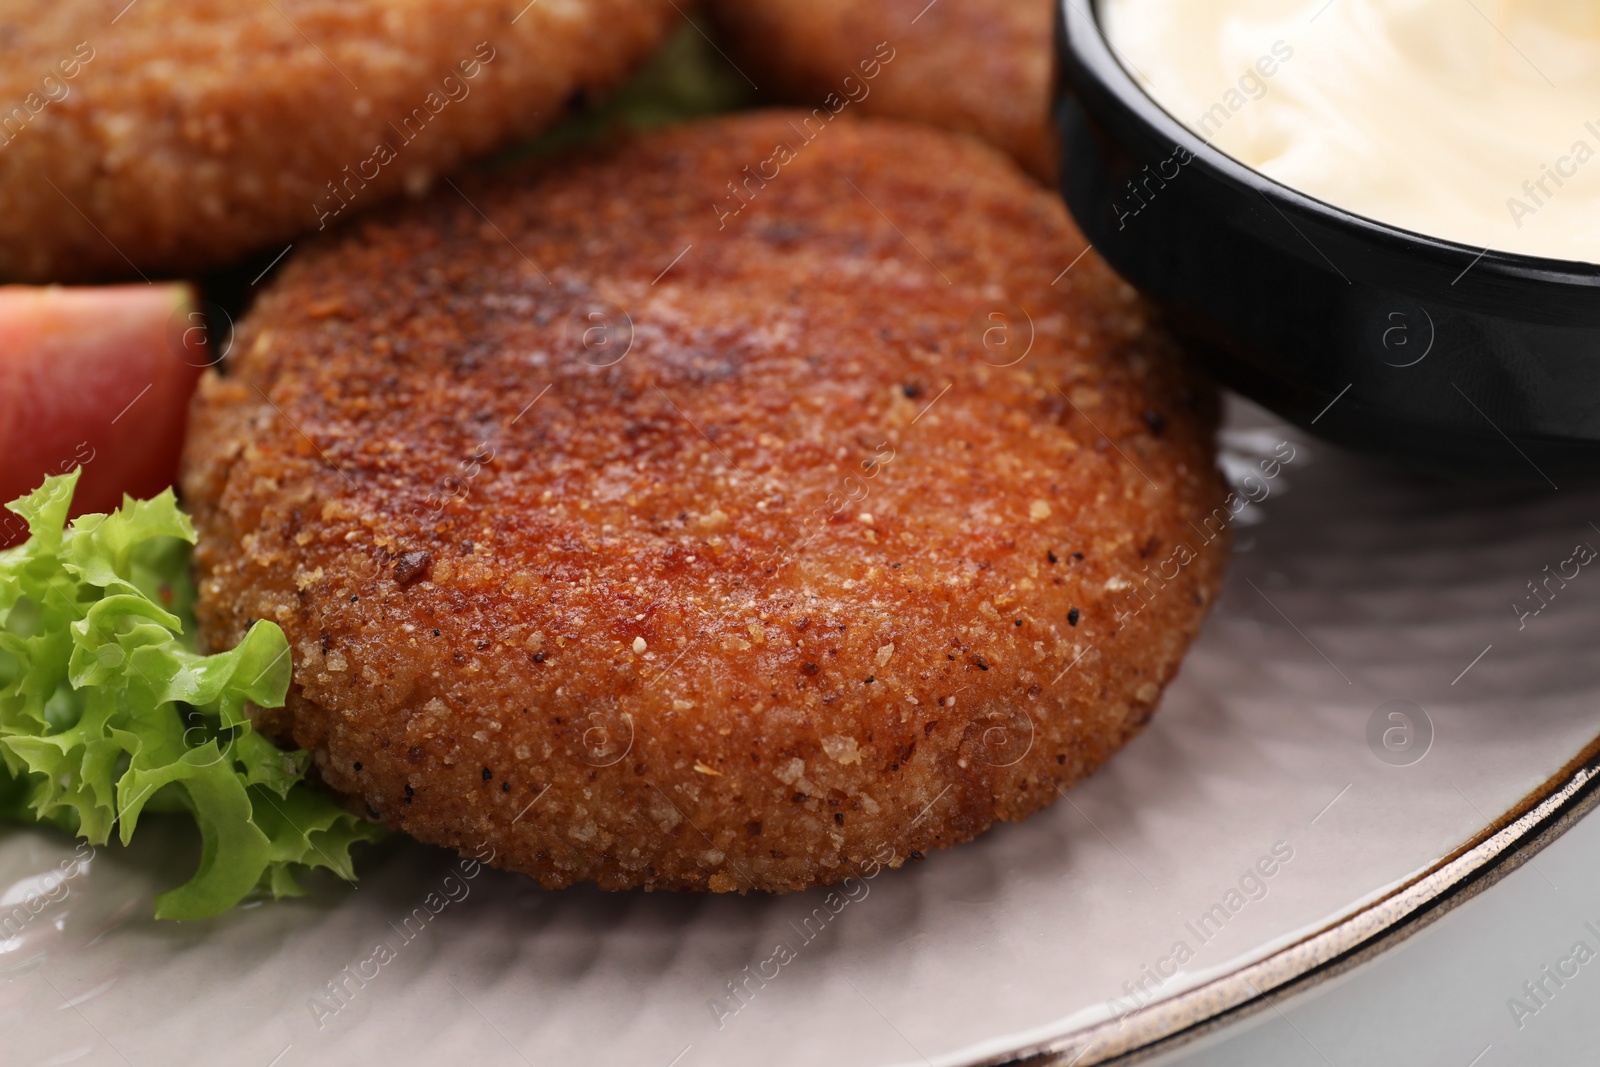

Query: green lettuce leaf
left=0, top=471, right=383, bottom=920
left=499, top=16, right=756, bottom=163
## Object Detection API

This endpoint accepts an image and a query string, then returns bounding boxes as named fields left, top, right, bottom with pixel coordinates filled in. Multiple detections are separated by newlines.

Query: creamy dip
left=1100, top=0, right=1600, bottom=264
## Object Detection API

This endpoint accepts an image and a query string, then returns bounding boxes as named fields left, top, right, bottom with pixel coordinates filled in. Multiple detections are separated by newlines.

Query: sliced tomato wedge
left=0, top=283, right=207, bottom=546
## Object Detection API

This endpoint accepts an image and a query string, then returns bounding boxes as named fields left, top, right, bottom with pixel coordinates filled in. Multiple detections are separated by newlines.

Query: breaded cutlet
left=0, top=0, right=679, bottom=281
left=182, top=112, right=1227, bottom=892
left=706, top=0, right=1057, bottom=182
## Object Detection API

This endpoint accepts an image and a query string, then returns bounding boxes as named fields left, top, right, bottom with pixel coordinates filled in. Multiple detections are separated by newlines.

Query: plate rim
left=969, top=730, right=1600, bottom=1067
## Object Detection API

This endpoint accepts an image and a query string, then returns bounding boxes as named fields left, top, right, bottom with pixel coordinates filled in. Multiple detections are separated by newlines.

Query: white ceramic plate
left=5, top=395, right=1599, bottom=1067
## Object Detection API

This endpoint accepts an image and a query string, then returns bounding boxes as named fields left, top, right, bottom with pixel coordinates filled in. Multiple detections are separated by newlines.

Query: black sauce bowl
left=1053, top=0, right=1600, bottom=485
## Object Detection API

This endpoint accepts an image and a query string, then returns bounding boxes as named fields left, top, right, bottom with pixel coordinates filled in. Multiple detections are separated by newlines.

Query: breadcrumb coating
left=182, top=113, right=1227, bottom=892
left=706, top=0, right=1057, bottom=182
left=0, top=0, right=678, bottom=281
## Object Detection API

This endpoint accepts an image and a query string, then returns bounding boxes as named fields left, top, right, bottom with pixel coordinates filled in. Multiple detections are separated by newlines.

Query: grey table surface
left=1149, top=798, right=1600, bottom=1067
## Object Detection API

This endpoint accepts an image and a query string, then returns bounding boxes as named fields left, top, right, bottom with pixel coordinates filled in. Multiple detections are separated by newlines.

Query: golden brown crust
left=706, top=0, right=1057, bottom=183
left=182, top=112, right=1226, bottom=893
left=0, top=0, right=679, bottom=282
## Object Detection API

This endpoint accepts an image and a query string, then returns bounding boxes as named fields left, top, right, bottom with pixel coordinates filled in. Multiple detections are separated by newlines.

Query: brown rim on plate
left=979, top=730, right=1600, bottom=1066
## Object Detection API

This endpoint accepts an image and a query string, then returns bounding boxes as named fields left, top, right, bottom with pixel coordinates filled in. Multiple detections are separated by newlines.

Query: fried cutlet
left=0, top=0, right=679, bottom=282
left=181, top=112, right=1227, bottom=893
left=706, top=0, right=1057, bottom=182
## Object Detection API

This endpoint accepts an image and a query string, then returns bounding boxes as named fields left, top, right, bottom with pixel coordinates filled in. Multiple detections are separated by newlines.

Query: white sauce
left=1100, top=0, right=1600, bottom=264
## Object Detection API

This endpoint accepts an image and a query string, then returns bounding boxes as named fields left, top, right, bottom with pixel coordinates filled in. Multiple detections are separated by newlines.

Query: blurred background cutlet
left=705, top=0, right=1057, bottom=184
left=0, top=0, right=682, bottom=283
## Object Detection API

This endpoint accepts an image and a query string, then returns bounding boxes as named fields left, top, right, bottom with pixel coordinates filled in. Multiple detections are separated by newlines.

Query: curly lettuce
left=0, top=471, right=382, bottom=919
